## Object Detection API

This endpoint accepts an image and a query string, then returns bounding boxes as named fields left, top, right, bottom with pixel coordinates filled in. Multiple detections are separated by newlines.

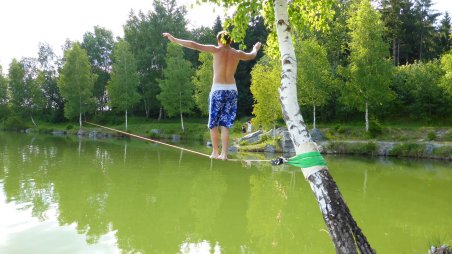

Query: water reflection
left=0, top=132, right=451, bottom=253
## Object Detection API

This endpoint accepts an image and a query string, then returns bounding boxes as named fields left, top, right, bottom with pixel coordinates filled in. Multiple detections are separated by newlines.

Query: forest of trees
left=0, top=0, right=451, bottom=130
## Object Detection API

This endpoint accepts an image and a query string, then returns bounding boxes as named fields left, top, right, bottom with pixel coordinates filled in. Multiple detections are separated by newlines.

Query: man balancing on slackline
left=163, top=31, right=261, bottom=160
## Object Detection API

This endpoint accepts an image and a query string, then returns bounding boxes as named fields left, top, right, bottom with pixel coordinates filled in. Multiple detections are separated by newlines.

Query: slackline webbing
left=84, top=122, right=326, bottom=167
left=286, top=151, right=327, bottom=168
left=84, top=121, right=271, bottom=163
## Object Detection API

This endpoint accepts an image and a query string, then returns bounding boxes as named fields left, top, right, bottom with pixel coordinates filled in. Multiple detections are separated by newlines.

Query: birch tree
left=344, top=0, right=394, bottom=132
left=250, top=55, right=282, bottom=130
left=58, top=43, right=96, bottom=129
left=296, top=39, right=333, bottom=129
left=192, top=52, right=213, bottom=115
left=157, top=44, right=194, bottom=132
left=0, top=66, right=8, bottom=118
left=205, top=0, right=375, bottom=252
left=107, top=40, right=140, bottom=130
left=440, top=50, right=452, bottom=96
left=8, top=59, right=43, bottom=126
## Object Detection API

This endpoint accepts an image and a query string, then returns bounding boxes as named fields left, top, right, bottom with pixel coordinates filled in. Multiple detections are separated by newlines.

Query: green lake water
left=0, top=132, right=451, bottom=254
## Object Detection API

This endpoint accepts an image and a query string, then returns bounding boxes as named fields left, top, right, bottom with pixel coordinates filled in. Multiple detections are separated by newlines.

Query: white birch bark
left=79, top=112, right=82, bottom=129
left=30, top=114, right=37, bottom=127
left=313, top=104, right=316, bottom=129
left=180, top=91, right=184, bottom=132
left=365, top=101, right=369, bottom=132
left=274, top=0, right=374, bottom=253
left=125, top=109, right=128, bottom=131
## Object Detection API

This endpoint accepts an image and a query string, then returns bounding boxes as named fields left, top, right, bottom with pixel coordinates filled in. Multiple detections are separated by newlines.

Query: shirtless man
left=163, top=31, right=261, bottom=160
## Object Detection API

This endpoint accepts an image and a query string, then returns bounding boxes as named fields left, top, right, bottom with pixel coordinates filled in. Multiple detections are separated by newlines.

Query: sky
left=0, top=0, right=451, bottom=74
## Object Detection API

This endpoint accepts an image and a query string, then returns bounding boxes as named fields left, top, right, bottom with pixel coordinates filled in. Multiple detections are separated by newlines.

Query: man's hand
left=253, top=42, right=262, bottom=52
left=162, top=33, right=175, bottom=42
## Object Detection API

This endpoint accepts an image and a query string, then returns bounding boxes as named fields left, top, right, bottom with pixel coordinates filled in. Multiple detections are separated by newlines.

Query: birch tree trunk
left=365, top=101, right=369, bottom=132
left=274, top=0, right=374, bottom=253
left=179, top=91, right=184, bottom=132
left=313, top=104, right=316, bottom=129
left=30, top=114, right=37, bottom=127
left=79, top=112, right=82, bottom=129
left=125, top=109, right=128, bottom=131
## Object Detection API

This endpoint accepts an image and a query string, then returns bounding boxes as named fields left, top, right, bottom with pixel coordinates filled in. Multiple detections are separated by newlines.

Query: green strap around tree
left=287, top=151, right=327, bottom=168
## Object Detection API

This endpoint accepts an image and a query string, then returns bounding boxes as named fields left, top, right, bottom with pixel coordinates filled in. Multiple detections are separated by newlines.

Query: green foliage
left=81, top=26, right=114, bottom=111
left=192, top=52, right=213, bottom=115
left=66, top=124, right=74, bottom=130
left=0, top=65, right=7, bottom=105
left=432, top=146, right=452, bottom=158
left=326, top=141, right=378, bottom=155
left=124, top=0, right=189, bottom=116
left=7, top=59, right=44, bottom=118
left=250, top=56, right=282, bottom=129
left=392, top=60, right=448, bottom=120
left=260, top=134, right=270, bottom=142
left=368, top=118, right=383, bottom=138
left=427, top=131, right=437, bottom=141
left=3, top=116, right=28, bottom=130
left=439, top=51, right=452, bottom=96
left=342, top=0, right=394, bottom=127
left=107, top=40, right=140, bottom=113
left=388, top=143, right=426, bottom=157
left=0, top=66, right=8, bottom=119
left=205, top=0, right=335, bottom=58
left=295, top=38, right=333, bottom=126
left=57, top=43, right=96, bottom=123
left=157, top=44, right=195, bottom=117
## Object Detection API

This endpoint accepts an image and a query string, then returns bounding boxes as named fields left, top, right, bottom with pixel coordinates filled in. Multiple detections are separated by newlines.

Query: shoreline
left=2, top=127, right=452, bottom=161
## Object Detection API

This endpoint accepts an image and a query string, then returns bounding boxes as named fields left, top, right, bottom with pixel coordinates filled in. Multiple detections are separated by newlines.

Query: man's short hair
left=216, top=31, right=233, bottom=45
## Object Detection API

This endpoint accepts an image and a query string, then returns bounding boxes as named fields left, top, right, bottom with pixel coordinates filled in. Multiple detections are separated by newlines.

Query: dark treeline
left=0, top=0, right=451, bottom=130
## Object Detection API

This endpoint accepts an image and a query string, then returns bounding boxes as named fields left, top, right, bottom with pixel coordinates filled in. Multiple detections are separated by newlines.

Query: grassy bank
left=2, top=116, right=452, bottom=144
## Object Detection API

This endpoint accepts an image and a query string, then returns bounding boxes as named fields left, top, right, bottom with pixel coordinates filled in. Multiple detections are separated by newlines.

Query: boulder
left=150, top=129, right=161, bottom=135
left=172, top=134, right=181, bottom=142
left=264, top=144, right=276, bottom=153
left=267, top=127, right=287, bottom=138
left=279, top=131, right=295, bottom=154
left=239, top=130, right=263, bottom=145
left=228, top=145, right=239, bottom=152
left=309, top=128, right=324, bottom=142
left=52, top=130, right=67, bottom=136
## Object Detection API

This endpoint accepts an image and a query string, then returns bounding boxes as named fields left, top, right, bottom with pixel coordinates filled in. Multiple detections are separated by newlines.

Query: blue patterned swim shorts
left=208, top=84, right=238, bottom=129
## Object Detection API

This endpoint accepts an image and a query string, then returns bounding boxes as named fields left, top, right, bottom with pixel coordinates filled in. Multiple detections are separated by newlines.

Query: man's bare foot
left=217, top=154, right=228, bottom=160
left=210, top=153, right=220, bottom=159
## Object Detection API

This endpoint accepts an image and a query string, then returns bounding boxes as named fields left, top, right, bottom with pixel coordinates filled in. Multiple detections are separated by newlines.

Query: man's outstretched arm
left=163, top=33, right=217, bottom=53
left=237, top=42, right=262, bottom=61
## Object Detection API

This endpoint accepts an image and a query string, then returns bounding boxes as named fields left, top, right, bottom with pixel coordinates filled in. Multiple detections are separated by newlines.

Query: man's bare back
left=212, top=46, right=240, bottom=84
left=162, top=33, right=261, bottom=84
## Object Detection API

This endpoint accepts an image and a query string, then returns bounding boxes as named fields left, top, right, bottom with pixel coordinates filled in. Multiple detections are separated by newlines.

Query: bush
left=38, top=127, right=53, bottom=133
left=260, top=134, right=270, bottom=142
left=66, top=124, right=74, bottom=130
left=427, top=131, right=437, bottom=141
left=432, top=146, right=452, bottom=158
left=3, top=116, right=28, bottom=130
left=337, top=125, right=348, bottom=134
left=368, top=118, right=383, bottom=138
left=326, top=141, right=378, bottom=155
left=388, top=143, right=426, bottom=157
